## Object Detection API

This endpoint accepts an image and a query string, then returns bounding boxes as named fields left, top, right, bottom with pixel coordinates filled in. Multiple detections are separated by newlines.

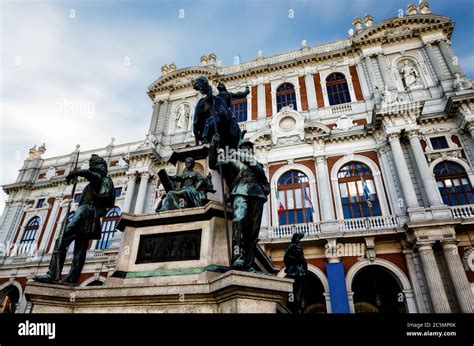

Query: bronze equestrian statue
left=216, top=82, right=249, bottom=110
left=192, top=76, right=242, bottom=149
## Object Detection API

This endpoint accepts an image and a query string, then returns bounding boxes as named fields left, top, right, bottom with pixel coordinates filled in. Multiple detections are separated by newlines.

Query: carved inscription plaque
left=136, top=229, right=201, bottom=264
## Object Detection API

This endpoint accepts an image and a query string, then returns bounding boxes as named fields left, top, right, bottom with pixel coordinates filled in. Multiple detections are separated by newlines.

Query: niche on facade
left=174, top=103, right=191, bottom=133
left=270, top=106, right=305, bottom=145
left=397, top=59, right=423, bottom=91
left=45, top=166, right=57, bottom=180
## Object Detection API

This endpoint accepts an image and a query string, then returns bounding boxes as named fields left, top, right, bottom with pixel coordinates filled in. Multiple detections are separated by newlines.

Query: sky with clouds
left=1, top=0, right=473, bottom=215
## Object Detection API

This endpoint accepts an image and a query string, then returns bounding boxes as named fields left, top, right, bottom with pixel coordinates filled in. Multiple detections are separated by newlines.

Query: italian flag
left=277, top=194, right=285, bottom=216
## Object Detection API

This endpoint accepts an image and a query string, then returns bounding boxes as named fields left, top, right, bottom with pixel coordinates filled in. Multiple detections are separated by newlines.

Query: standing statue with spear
left=33, top=151, right=115, bottom=285
left=193, top=75, right=270, bottom=271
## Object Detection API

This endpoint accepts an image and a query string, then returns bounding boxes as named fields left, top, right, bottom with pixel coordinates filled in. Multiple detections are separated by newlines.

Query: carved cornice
left=352, top=14, right=454, bottom=47
left=147, top=66, right=216, bottom=100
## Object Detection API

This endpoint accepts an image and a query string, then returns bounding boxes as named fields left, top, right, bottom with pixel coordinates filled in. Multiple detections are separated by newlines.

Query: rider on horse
left=192, top=76, right=241, bottom=150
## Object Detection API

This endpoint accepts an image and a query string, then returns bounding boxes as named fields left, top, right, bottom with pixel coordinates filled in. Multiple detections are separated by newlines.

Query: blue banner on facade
left=327, top=262, right=350, bottom=313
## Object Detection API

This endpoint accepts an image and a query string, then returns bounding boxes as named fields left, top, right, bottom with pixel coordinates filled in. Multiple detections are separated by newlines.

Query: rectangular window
left=430, top=136, right=449, bottom=150
left=231, top=99, right=248, bottom=123
left=114, top=187, right=123, bottom=197
left=36, top=199, right=45, bottom=208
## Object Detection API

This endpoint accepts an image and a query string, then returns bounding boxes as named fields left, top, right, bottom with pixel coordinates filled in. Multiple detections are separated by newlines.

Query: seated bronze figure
left=156, top=157, right=208, bottom=212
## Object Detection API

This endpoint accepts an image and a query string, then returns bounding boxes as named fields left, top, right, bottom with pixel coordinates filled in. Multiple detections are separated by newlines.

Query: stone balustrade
left=450, top=204, right=474, bottom=218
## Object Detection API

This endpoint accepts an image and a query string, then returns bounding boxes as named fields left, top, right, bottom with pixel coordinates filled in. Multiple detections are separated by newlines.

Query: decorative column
left=442, top=241, right=474, bottom=313
left=345, top=75, right=356, bottom=102
left=323, top=293, right=332, bottom=313
left=320, top=80, right=329, bottom=107
left=387, top=133, right=419, bottom=209
left=417, top=243, right=451, bottom=313
left=355, top=62, right=371, bottom=100
left=122, top=172, right=137, bottom=213
left=294, top=85, right=302, bottom=111
left=38, top=196, right=62, bottom=252
left=305, top=72, right=317, bottom=109
left=403, top=249, right=428, bottom=313
left=364, top=55, right=379, bottom=92
left=134, top=172, right=150, bottom=215
left=315, top=156, right=335, bottom=221
left=270, top=88, right=277, bottom=115
left=157, top=98, right=170, bottom=135
left=377, top=147, right=403, bottom=215
left=257, top=82, right=266, bottom=119
left=406, top=130, right=444, bottom=207
left=376, top=54, right=395, bottom=90
left=438, top=40, right=463, bottom=77
left=148, top=101, right=161, bottom=135
left=403, top=290, right=419, bottom=313
left=424, top=43, right=447, bottom=81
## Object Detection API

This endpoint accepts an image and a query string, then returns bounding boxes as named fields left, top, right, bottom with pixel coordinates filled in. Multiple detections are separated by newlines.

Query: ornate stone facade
left=0, top=2, right=473, bottom=313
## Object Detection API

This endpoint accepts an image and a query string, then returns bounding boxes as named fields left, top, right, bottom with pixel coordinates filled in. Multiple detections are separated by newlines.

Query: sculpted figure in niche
left=175, top=103, right=191, bottom=131
left=399, top=60, right=421, bottom=89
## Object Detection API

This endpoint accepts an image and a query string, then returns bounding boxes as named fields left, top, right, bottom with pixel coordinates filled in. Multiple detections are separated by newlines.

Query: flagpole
left=52, top=145, right=80, bottom=281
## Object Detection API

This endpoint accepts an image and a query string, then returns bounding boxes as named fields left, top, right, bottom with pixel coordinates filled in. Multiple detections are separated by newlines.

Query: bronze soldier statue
left=33, top=154, right=115, bottom=285
left=284, top=232, right=308, bottom=313
left=156, top=157, right=208, bottom=212
left=192, top=76, right=241, bottom=149
left=209, top=132, right=270, bottom=271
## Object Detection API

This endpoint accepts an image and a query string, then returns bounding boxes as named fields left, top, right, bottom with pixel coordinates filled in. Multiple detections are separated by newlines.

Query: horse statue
left=192, top=76, right=241, bottom=150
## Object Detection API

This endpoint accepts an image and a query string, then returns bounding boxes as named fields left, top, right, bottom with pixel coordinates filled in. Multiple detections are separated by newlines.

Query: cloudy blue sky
left=1, top=0, right=473, bottom=214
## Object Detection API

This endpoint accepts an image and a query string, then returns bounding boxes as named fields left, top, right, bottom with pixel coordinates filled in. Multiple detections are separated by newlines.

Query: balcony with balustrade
left=0, top=242, right=119, bottom=271
left=450, top=204, right=474, bottom=223
left=259, top=214, right=403, bottom=241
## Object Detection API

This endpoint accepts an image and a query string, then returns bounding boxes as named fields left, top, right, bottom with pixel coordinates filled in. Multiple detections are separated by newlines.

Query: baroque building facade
left=1, top=2, right=473, bottom=313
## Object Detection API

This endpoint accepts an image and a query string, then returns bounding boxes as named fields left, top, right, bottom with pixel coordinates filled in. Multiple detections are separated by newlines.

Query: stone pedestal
left=25, top=202, right=293, bottom=313
left=25, top=270, right=292, bottom=313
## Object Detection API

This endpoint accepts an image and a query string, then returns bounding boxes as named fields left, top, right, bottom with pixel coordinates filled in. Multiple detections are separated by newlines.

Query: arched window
left=277, top=170, right=314, bottom=225
left=326, top=73, right=351, bottom=106
left=434, top=161, right=474, bottom=206
left=0, top=285, right=20, bottom=314
left=338, top=162, right=381, bottom=219
left=276, top=83, right=297, bottom=112
left=96, top=207, right=121, bottom=250
left=231, top=98, right=247, bottom=122
left=19, top=216, right=40, bottom=255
